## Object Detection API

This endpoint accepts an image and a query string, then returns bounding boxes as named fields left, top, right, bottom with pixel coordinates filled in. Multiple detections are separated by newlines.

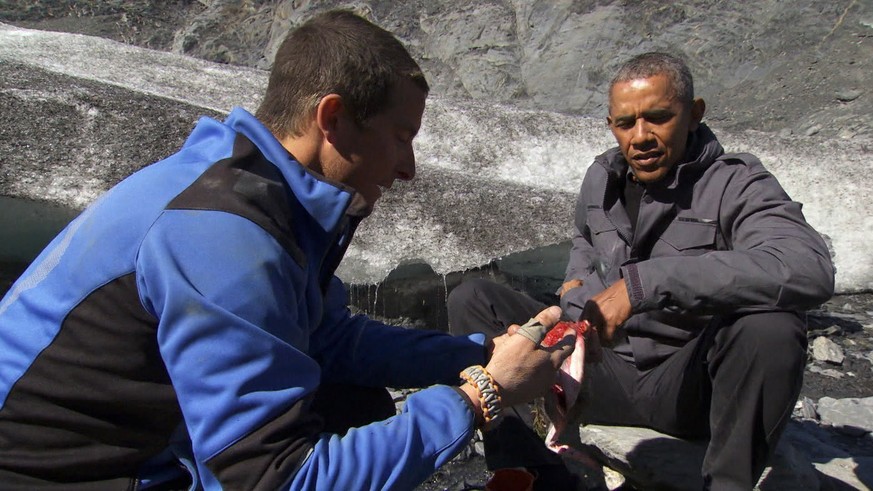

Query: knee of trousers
left=446, top=278, right=498, bottom=317
left=714, top=312, right=807, bottom=373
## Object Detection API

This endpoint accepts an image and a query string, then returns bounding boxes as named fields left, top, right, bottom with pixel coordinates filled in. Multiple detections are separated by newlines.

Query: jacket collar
left=658, top=124, right=724, bottom=190
left=223, top=107, right=361, bottom=233
left=599, top=123, right=725, bottom=190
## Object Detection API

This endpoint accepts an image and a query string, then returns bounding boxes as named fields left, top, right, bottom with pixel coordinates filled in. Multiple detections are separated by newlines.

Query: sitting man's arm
left=622, top=161, right=835, bottom=316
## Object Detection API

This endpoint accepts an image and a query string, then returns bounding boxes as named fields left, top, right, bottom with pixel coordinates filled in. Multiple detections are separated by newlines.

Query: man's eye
left=615, top=120, right=634, bottom=129
left=647, top=114, right=671, bottom=124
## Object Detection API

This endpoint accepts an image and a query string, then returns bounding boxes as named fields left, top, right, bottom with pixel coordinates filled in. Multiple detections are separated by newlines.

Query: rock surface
left=575, top=423, right=825, bottom=491
left=1, top=21, right=870, bottom=292
left=6, top=0, right=869, bottom=142
left=572, top=414, right=873, bottom=491
left=1, top=2, right=873, bottom=490
left=814, top=336, right=848, bottom=365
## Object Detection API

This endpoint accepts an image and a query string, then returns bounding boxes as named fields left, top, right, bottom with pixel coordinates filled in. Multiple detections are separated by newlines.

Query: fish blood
left=541, top=320, right=590, bottom=347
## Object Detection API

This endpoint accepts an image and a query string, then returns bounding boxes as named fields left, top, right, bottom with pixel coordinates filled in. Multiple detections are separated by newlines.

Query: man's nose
left=396, top=151, right=415, bottom=181
left=630, top=120, right=655, bottom=147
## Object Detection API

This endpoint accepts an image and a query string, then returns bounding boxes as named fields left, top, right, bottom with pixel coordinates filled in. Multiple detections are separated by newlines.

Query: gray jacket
left=560, top=124, right=835, bottom=369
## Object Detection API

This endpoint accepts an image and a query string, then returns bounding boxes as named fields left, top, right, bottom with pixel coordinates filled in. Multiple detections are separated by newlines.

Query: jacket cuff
left=559, top=270, right=606, bottom=321
left=621, top=263, right=645, bottom=308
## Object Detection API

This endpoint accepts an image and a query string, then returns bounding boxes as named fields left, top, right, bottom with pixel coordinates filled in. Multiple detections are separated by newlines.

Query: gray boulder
left=818, top=396, right=873, bottom=437
left=1, top=23, right=870, bottom=294
left=576, top=422, right=867, bottom=490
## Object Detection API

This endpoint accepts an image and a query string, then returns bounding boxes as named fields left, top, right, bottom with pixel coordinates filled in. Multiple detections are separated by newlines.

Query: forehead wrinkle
left=610, top=95, right=684, bottom=117
left=609, top=74, right=685, bottom=105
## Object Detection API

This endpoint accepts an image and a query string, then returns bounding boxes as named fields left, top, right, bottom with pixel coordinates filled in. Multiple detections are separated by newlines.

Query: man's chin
left=632, top=167, right=670, bottom=184
left=348, top=192, right=377, bottom=217
left=361, top=199, right=377, bottom=215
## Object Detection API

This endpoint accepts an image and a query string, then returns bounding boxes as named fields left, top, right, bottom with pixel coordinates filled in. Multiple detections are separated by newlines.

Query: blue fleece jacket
left=0, top=108, right=485, bottom=490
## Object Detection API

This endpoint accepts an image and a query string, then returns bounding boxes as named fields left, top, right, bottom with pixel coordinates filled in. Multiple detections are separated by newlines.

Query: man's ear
left=689, top=98, right=706, bottom=131
left=315, top=94, right=345, bottom=145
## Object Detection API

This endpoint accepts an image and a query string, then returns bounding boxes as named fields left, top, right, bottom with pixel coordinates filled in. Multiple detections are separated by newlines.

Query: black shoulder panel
left=206, top=396, right=321, bottom=490
left=0, top=273, right=178, bottom=487
left=167, top=134, right=307, bottom=267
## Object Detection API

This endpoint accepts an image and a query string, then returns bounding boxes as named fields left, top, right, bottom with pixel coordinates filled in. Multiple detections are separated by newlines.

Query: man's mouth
left=632, top=151, right=663, bottom=167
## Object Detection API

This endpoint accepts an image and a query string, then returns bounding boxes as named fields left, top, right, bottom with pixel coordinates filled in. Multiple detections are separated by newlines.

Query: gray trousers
left=447, top=279, right=807, bottom=491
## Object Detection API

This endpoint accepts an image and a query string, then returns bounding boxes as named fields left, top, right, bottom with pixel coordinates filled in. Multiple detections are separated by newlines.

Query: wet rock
left=794, top=396, right=818, bottom=420
left=808, top=365, right=845, bottom=379
left=570, top=417, right=873, bottom=490
left=473, top=439, right=485, bottom=458
left=778, top=421, right=873, bottom=490
left=812, top=336, right=846, bottom=365
left=817, top=396, right=873, bottom=436
left=577, top=425, right=705, bottom=490
left=575, top=424, right=820, bottom=490
left=602, top=467, right=625, bottom=490
left=835, top=89, right=862, bottom=102
left=808, top=325, right=843, bottom=338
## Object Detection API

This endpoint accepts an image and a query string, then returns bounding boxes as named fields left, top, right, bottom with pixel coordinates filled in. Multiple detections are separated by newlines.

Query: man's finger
left=586, top=328, right=603, bottom=363
left=560, top=279, right=583, bottom=297
left=514, top=306, right=561, bottom=344
left=515, top=318, right=548, bottom=344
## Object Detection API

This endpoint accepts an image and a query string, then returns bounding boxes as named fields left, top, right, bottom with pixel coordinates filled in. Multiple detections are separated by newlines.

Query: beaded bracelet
left=460, top=365, right=503, bottom=430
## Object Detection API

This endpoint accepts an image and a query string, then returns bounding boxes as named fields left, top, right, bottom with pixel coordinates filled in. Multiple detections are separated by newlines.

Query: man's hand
left=484, top=306, right=575, bottom=407
left=583, top=279, right=632, bottom=345
left=560, top=279, right=584, bottom=298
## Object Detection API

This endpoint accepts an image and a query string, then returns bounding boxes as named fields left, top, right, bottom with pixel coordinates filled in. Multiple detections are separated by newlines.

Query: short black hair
left=610, top=52, right=694, bottom=104
left=256, top=10, right=429, bottom=138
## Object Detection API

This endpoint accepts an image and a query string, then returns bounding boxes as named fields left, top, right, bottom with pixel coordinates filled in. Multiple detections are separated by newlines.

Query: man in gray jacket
left=448, top=52, right=835, bottom=490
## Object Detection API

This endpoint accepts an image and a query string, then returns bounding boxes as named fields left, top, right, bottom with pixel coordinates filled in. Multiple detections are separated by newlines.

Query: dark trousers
left=310, top=383, right=396, bottom=435
left=447, top=279, right=807, bottom=491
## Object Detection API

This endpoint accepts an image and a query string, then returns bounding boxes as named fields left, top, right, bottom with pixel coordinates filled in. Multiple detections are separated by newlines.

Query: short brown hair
left=255, top=10, right=429, bottom=139
left=609, top=52, right=694, bottom=104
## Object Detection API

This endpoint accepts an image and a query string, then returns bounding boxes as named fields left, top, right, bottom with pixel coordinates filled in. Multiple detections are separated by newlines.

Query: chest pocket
left=655, top=219, right=717, bottom=256
left=586, top=208, right=623, bottom=252
left=587, top=208, right=616, bottom=235
left=585, top=208, right=630, bottom=279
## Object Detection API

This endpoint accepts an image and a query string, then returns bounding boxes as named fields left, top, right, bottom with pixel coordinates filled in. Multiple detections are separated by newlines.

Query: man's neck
left=278, top=130, right=323, bottom=174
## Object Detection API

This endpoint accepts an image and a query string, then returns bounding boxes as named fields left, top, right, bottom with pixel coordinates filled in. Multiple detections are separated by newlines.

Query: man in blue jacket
left=449, top=52, right=835, bottom=490
left=0, top=10, right=575, bottom=490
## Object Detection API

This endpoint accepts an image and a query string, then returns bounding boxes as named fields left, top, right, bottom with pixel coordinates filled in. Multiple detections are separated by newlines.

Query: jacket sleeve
left=289, top=385, right=476, bottom=491
left=136, top=210, right=476, bottom=490
left=560, top=166, right=611, bottom=321
left=137, top=210, right=323, bottom=490
left=310, top=276, right=487, bottom=388
left=622, top=159, right=835, bottom=314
